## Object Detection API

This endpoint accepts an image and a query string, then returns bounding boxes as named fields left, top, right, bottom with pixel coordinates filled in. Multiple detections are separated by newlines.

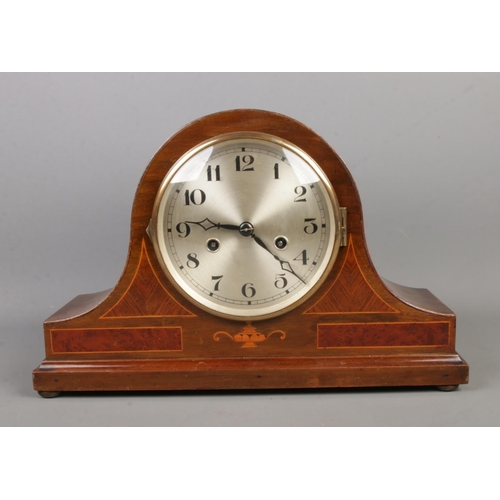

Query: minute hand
left=251, top=235, right=306, bottom=285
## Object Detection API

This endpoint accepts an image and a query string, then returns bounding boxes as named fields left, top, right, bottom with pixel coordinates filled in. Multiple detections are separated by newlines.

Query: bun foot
left=436, top=385, right=459, bottom=392
left=38, top=391, right=61, bottom=398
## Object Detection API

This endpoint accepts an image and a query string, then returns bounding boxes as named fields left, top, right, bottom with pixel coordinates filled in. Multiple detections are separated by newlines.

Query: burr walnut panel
left=317, top=322, right=450, bottom=348
left=51, top=327, right=183, bottom=353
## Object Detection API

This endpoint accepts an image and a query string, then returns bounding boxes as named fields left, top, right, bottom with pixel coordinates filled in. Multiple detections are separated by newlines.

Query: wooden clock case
left=33, top=109, right=469, bottom=397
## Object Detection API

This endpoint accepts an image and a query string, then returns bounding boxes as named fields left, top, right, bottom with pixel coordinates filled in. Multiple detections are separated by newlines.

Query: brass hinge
left=340, top=207, right=347, bottom=247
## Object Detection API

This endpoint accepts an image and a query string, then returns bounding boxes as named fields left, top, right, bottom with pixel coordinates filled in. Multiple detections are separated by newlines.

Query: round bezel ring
left=149, top=132, right=342, bottom=321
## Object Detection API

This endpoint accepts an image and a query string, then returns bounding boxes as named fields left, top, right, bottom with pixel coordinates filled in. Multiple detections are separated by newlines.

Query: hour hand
left=183, top=218, right=240, bottom=231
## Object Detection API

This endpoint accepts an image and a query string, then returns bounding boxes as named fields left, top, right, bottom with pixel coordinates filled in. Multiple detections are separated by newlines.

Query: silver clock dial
left=151, top=132, right=341, bottom=320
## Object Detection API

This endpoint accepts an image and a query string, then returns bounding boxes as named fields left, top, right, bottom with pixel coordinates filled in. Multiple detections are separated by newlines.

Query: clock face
left=151, top=132, right=341, bottom=320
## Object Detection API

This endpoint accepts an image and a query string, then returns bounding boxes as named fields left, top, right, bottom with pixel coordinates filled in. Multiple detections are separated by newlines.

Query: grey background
left=1, top=73, right=499, bottom=426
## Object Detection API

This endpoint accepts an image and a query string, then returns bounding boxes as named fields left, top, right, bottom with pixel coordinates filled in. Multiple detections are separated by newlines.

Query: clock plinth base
left=33, top=354, right=468, bottom=394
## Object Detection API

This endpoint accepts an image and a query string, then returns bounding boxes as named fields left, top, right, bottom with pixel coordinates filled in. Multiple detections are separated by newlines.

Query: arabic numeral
left=184, top=189, right=206, bottom=205
left=235, top=155, right=254, bottom=171
left=212, top=275, right=223, bottom=291
left=187, top=253, right=199, bottom=269
left=241, top=282, right=256, bottom=298
left=293, top=249, right=309, bottom=265
left=176, top=222, right=191, bottom=238
left=294, top=186, right=307, bottom=202
left=207, top=165, right=220, bottom=181
left=304, top=218, right=318, bottom=234
left=274, top=273, right=288, bottom=289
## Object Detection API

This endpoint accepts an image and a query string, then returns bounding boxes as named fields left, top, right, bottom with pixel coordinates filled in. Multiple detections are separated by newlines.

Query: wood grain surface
left=32, top=109, right=469, bottom=394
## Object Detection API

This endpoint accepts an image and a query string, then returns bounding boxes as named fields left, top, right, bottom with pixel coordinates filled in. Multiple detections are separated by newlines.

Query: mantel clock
left=33, top=110, right=469, bottom=397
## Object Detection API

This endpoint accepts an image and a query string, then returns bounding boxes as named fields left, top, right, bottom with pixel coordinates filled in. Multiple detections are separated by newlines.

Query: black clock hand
left=181, top=218, right=306, bottom=284
left=183, top=218, right=240, bottom=231
left=251, top=234, right=306, bottom=285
